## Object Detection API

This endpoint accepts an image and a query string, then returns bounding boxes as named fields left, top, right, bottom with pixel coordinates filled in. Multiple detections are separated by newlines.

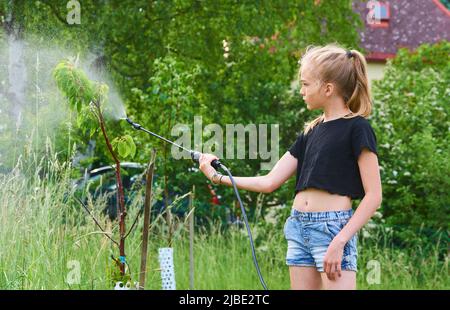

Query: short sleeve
left=288, top=132, right=304, bottom=159
left=351, top=119, right=378, bottom=159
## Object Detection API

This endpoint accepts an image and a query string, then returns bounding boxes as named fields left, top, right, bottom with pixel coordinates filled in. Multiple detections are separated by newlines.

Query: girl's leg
left=289, top=266, right=322, bottom=290
left=320, top=270, right=356, bottom=290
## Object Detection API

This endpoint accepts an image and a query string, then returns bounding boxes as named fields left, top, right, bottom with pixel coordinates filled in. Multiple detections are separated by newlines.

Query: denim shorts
left=283, top=208, right=358, bottom=272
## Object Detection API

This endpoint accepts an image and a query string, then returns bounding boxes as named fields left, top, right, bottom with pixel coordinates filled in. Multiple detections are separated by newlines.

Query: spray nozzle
left=125, top=117, right=142, bottom=130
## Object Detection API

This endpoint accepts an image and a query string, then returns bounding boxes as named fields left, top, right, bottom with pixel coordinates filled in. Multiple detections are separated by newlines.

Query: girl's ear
left=324, top=82, right=334, bottom=97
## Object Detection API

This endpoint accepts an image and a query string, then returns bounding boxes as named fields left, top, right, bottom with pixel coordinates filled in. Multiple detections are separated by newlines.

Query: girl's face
left=299, top=67, right=325, bottom=110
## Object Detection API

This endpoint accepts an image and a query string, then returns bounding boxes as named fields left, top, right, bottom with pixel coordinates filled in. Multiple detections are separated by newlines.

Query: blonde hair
left=299, top=43, right=372, bottom=135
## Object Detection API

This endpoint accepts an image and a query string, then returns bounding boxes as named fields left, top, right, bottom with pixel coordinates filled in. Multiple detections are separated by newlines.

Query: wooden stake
left=139, top=149, right=156, bottom=289
left=189, top=186, right=195, bottom=290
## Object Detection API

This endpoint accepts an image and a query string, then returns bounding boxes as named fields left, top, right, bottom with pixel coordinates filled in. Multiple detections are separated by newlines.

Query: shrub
left=370, top=41, right=449, bottom=250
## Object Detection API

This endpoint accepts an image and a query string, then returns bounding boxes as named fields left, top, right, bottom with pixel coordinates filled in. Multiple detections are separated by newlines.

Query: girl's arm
left=335, top=148, right=383, bottom=244
left=198, top=151, right=298, bottom=194
left=323, top=148, right=382, bottom=280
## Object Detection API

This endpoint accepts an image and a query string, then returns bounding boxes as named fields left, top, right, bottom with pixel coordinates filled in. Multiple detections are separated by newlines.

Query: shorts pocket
left=324, top=220, right=346, bottom=237
left=347, top=233, right=358, bottom=254
left=283, top=216, right=291, bottom=238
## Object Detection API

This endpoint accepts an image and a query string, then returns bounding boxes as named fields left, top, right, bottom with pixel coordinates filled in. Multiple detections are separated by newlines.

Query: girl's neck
left=321, top=95, right=352, bottom=122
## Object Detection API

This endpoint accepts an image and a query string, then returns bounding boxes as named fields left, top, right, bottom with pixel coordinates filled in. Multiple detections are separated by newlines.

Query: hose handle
left=191, top=151, right=222, bottom=170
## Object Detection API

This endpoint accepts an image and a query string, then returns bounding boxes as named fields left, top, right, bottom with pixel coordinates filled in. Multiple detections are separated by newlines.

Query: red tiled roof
left=353, top=0, right=450, bottom=62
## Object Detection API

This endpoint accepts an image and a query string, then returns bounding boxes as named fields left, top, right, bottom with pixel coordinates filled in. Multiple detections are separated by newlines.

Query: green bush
left=370, top=41, right=450, bottom=250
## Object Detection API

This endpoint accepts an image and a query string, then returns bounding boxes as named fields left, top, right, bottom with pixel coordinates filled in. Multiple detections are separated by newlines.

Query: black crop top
left=288, top=115, right=378, bottom=200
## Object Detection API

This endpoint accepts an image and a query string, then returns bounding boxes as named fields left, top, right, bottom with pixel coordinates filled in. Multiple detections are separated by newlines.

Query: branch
left=73, top=196, right=119, bottom=247
left=124, top=206, right=144, bottom=240
left=95, top=101, right=127, bottom=276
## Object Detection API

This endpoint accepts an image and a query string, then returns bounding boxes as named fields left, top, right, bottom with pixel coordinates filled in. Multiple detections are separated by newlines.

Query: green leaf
left=117, top=141, right=129, bottom=158
left=111, top=135, right=136, bottom=159
left=123, top=135, right=136, bottom=158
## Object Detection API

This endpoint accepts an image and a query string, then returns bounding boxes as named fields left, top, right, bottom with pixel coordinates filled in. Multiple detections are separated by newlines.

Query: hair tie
left=346, top=50, right=354, bottom=59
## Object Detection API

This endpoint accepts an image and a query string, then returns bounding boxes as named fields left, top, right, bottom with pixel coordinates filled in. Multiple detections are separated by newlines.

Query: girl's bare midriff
left=293, top=188, right=352, bottom=212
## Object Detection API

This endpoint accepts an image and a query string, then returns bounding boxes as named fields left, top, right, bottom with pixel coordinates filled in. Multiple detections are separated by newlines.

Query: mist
left=0, top=38, right=127, bottom=170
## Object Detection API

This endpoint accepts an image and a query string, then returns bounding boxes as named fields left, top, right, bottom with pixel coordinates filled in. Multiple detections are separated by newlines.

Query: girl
left=198, top=43, right=382, bottom=290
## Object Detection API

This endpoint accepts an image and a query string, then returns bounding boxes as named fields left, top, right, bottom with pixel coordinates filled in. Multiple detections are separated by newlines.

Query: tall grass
left=0, top=155, right=447, bottom=290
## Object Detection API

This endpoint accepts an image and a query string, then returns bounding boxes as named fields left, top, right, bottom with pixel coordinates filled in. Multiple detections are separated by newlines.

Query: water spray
left=122, top=117, right=268, bottom=290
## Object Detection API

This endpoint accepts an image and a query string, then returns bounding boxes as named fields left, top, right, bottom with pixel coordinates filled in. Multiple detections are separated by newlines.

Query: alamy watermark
left=66, top=260, right=81, bottom=285
left=366, top=260, right=381, bottom=285
left=171, top=116, right=279, bottom=171
left=66, top=0, right=81, bottom=25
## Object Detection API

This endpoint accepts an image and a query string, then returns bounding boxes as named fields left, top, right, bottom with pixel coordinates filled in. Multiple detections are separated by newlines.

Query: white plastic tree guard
left=158, top=247, right=176, bottom=290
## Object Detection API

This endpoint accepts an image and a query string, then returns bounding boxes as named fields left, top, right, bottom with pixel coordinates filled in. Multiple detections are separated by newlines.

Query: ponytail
left=346, top=49, right=372, bottom=117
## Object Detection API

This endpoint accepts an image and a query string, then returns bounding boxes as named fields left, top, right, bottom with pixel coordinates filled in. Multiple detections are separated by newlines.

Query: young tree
left=53, top=58, right=136, bottom=278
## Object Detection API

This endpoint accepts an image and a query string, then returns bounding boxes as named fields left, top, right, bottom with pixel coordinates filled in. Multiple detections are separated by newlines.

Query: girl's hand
left=323, top=238, right=345, bottom=281
left=198, top=153, right=220, bottom=182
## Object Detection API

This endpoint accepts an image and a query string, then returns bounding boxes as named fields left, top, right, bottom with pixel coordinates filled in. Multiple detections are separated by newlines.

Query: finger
left=329, top=263, right=335, bottom=281
left=331, top=263, right=339, bottom=281
left=205, top=153, right=217, bottom=159
left=328, top=262, right=334, bottom=280
left=324, top=262, right=332, bottom=280
left=203, top=154, right=211, bottom=162
left=333, top=262, right=340, bottom=280
left=328, top=270, right=333, bottom=281
left=337, top=263, right=342, bottom=278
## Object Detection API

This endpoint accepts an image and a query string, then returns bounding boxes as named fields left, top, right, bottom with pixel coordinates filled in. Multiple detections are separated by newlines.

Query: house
left=352, top=0, right=450, bottom=83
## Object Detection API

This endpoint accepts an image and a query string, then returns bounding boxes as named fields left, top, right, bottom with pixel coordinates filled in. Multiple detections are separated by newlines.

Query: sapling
left=53, top=58, right=136, bottom=281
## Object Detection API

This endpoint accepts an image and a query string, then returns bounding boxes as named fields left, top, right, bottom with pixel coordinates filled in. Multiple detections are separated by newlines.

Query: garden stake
left=189, top=186, right=195, bottom=290
left=139, top=149, right=157, bottom=289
